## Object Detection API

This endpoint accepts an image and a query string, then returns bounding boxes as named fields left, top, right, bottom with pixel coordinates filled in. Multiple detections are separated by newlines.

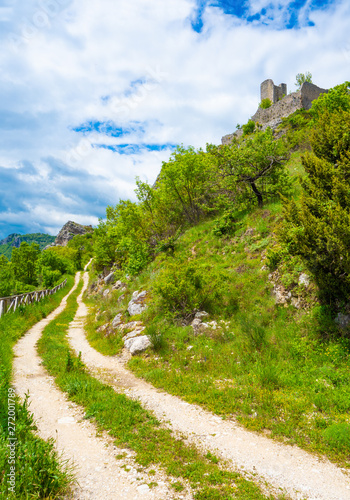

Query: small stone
left=335, top=312, right=350, bottom=330
left=103, top=289, right=110, bottom=297
left=104, top=272, right=116, bottom=284
left=137, top=484, right=150, bottom=494
left=195, top=311, right=209, bottom=319
left=111, top=313, right=123, bottom=329
left=298, top=273, right=310, bottom=287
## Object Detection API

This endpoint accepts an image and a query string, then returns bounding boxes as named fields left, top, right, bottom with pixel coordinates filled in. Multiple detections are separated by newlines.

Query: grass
left=0, top=274, right=75, bottom=499
left=38, top=276, right=283, bottom=499
left=86, top=203, right=350, bottom=469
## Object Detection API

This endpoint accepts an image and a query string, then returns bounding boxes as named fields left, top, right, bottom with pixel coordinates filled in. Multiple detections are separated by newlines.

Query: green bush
left=212, top=211, right=242, bottom=237
left=323, top=423, right=350, bottom=451
left=242, top=119, right=255, bottom=136
left=153, top=261, right=221, bottom=320
left=259, top=98, right=272, bottom=109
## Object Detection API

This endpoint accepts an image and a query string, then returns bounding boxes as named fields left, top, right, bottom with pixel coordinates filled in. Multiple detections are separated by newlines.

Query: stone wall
left=221, top=80, right=328, bottom=144
left=261, top=79, right=287, bottom=104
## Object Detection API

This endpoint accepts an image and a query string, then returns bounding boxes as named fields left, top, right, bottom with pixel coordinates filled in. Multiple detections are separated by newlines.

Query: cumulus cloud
left=0, top=0, right=348, bottom=237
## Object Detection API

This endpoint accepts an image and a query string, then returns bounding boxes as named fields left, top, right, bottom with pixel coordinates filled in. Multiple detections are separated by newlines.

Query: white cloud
left=0, top=0, right=349, bottom=237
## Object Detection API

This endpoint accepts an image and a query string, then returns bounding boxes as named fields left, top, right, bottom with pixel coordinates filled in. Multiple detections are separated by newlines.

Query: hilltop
left=0, top=232, right=55, bottom=259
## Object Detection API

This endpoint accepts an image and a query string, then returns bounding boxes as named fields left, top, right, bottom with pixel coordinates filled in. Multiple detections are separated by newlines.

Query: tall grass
left=0, top=275, right=75, bottom=499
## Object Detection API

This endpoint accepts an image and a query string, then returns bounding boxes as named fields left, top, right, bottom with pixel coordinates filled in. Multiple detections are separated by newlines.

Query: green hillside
left=0, top=233, right=56, bottom=259
left=85, top=81, right=350, bottom=469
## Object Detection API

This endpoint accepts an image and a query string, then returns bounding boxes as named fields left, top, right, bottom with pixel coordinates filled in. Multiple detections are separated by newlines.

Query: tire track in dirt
left=13, top=271, right=188, bottom=500
left=67, top=271, right=350, bottom=500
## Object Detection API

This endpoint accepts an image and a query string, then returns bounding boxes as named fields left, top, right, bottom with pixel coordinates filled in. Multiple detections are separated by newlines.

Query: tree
left=0, top=255, right=14, bottom=297
left=310, top=81, right=350, bottom=120
left=11, top=242, right=40, bottom=286
left=280, top=110, right=350, bottom=304
left=295, top=72, right=313, bottom=90
left=207, top=128, right=290, bottom=208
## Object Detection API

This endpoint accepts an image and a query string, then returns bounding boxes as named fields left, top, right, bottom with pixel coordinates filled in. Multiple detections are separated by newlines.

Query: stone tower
left=261, top=79, right=287, bottom=104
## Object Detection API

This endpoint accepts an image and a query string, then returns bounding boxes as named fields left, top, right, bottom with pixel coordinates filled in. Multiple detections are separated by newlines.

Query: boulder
left=97, top=323, right=109, bottom=333
left=124, top=335, right=151, bottom=355
left=191, top=318, right=210, bottom=336
left=298, top=273, right=310, bottom=287
left=113, top=280, right=127, bottom=290
left=104, top=272, right=116, bottom=284
left=111, top=313, right=123, bottom=329
left=195, top=311, right=209, bottom=320
left=127, top=290, right=148, bottom=316
left=123, top=329, right=145, bottom=342
left=335, top=313, right=350, bottom=330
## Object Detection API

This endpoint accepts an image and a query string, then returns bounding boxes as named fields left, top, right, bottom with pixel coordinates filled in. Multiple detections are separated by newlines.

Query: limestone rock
left=335, top=313, right=350, bottom=330
left=120, top=321, right=144, bottom=332
left=195, top=311, right=209, bottom=320
left=127, top=290, right=148, bottom=316
left=113, top=280, right=126, bottom=291
left=103, top=289, right=110, bottom=298
left=54, top=221, right=92, bottom=247
left=191, top=318, right=209, bottom=336
left=298, top=273, right=310, bottom=287
left=124, top=335, right=151, bottom=355
left=97, top=323, right=109, bottom=333
left=104, top=272, right=116, bottom=284
left=111, top=313, right=123, bottom=329
left=123, top=328, right=145, bottom=342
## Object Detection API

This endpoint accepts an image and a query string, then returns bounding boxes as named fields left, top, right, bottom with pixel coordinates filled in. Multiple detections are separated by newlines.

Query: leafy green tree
left=0, top=255, right=14, bottom=297
left=295, top=71, right=313, bottom=90
left=280, top=109, right=350, bottom=304
left=311, top=81, right=350, bottom=120
left=11, top=242, right=40, bottom=286
left=157, top=145, right=217, bottom=225
left=207, top=128, right=290, bottom=208
left=36, top=248, right=74, bottom=287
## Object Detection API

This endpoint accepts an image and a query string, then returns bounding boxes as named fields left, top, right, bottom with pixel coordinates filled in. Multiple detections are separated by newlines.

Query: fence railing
left=0, top=279, right=67, bottom=319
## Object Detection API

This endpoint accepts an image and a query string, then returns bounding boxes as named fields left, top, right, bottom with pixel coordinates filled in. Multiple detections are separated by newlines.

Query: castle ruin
left=221, top=79, right=328, bottom=145
left=261, top=79, right=287, bottom=104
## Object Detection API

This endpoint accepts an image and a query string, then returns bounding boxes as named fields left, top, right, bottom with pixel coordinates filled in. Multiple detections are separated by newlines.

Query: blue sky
left=0, top=0, right=348, bottom=238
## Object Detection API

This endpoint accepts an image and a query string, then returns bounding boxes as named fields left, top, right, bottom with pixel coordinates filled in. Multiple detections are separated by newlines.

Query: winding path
left=13, top=272, right=187, bottom=500
left=67, top=271, right=350, bottom=500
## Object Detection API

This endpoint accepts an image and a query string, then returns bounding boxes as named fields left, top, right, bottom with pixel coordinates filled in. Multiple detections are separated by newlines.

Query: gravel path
left=67, top=271, right=350, bottom=500
left=13, top=272, right=190, bottom=500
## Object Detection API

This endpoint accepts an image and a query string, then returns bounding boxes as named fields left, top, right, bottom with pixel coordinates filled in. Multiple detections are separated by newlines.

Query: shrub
left=242, top=119, right=255, bottom=136
left=259, top=98, right=272, bottom=109
left=153, top=261, right=221, bottom=320
left=323, top=423, right=350, bottom=451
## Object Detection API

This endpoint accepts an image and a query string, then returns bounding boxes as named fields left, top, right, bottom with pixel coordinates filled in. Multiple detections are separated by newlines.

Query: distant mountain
left=0, top=233, right=56, bottom=259
left=54, top=221, right=93, bottom=247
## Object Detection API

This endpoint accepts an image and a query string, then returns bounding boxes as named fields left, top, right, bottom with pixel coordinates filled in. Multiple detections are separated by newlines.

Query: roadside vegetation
left=38, top=277, right=283, bottom=499
left=87, top=81, right=350, bottom=468
left=0, top=232, right=93, bottom=297
left=0, top=275, right=75, bottom=499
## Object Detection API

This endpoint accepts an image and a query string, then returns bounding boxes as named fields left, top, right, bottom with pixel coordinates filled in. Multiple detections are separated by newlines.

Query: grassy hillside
left=0, top=233, right=55, bottom=259
left=85, top=83, right=350, bottom=470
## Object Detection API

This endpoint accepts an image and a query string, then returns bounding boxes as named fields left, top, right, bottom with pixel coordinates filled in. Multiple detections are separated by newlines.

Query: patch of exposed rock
left=127, top=290, right=148, bottom=316
left=268, top=270, right=314, bottom=309
left=54, top=220, right=93, bottom=247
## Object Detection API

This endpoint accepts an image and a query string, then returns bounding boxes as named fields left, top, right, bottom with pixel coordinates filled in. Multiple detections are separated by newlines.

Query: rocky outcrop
left=54, top=221, right=93, bottom=246
left=222, top=81, right=328, bottom=145
left=127, top=290, right=148, bottom=316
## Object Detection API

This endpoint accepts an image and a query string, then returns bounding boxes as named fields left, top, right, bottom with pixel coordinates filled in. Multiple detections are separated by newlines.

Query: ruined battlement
left=261, top=79, right=287, bottom=104
left=221, top=79, right=328, bottom=145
